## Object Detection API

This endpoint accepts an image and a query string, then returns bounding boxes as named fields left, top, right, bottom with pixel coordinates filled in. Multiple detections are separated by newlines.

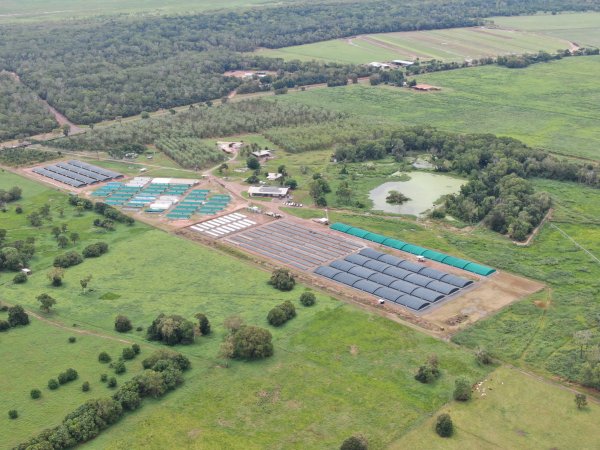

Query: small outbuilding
left=266, top=172, right=282, bottom=181
left=251, top=150, right=272, bottom=159
left=21, top=268, right=32, bottom=275
left=248, top=186, right=289, bottom=198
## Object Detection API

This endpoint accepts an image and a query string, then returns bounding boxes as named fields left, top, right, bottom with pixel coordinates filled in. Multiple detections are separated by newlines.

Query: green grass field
left=390, top=366, right=600, bottom=449
left=272, top=56, right=600, bottom=160
left=255, top=26, right=571, bottom=64
left=1, top=171, right=493, bottom=448
left=491, top=12, right=600, bottom=48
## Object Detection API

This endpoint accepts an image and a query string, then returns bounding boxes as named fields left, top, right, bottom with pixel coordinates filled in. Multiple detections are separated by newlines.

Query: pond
left=368, top=172, right=464, bottom=216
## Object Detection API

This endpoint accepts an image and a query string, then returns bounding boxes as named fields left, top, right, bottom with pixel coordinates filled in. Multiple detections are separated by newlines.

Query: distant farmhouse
left=248, top=186, right=289, bottom=198
left=251, top=149, right=272, bottom=159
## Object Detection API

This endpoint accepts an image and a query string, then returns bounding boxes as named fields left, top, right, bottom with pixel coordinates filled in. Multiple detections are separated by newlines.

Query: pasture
left=1, top=171, right=493, bottom=448
left=273, top=56, right=600, bottom=159
left=254, top=25, right=572, bottom=64
left=491, top=12, right=600, bottom=48
left=391, top=366, right=600, bottom=449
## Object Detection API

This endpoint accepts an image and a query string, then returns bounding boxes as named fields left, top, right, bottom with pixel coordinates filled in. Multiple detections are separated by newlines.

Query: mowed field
left=254, top=25, right=572, bottom=64
left=0, top=172, right=492, bottom=448
left=491, top=12, right=600, bottom=48
left=390, top=366, right=600, bottom=449
left=273, top=56, right=600, bottom=160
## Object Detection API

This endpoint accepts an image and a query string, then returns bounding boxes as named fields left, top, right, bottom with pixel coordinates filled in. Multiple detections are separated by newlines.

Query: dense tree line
left=0, top=148, right=60, bottom=167
left=50, top=100, right=344, bottom=165
left=16, top=350, right=190, bottom=449
left=0, top=72, right=57, bottom=140
left=0, top=0, right=594, bottom=123
left=332, top=125, right=599, bottom=239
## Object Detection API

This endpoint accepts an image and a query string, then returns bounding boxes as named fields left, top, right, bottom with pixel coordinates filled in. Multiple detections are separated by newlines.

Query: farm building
left=413, top=84, right=441, bottom=91
left=248, top=186, right=289, bottom=198
left=392, top=59, right=414, bottom=67
left=368, top=62, right=391, bottom=69
left=251, top=149, right=272, bottom=159
left=217, top=141, right=242, bottom=154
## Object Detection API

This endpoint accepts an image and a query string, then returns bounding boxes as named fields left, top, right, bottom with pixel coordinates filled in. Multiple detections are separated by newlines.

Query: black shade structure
left=33, top=160, right=122, bottom=187
left=313, top=250, right=475, bottom=311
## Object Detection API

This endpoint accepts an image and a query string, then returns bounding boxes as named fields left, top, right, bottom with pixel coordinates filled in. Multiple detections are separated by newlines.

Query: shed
left=21, top=268, right=32, bottom=275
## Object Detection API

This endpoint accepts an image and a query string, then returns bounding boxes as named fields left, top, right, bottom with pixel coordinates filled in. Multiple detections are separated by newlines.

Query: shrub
left=15, top=205, right=23, bottom=214
left=82, top=381, right=90, bottom=392
left=0, top=320, right=9, bottom=332
left=47, top=267, right=64, bottom=287
left=107, top=377, right=117, bottom=388
left=122, top=347, right=135, bottom=360
left=58, top=368, right=78, bottom=385
left=146, top=313, right=195, bottom=346
left=453, top=377, right=472, bottom=401
left=223, top=315, right=244, bottom=333
left=267, top=306, right=287, bottom=327
left=300, top=291, right=316, bottom=306
left=475, top=347, right=492, bottom=365
left=415, top=355, right=441, bottom=384
left=340, top=435, right=368, bottom=450
left=136, top=326, right=144, bottom=332
left=48, top=379, right=59, bottom=390
left=435, top=413, right=453, bottom=437
left=100, top=374, right=108, bottom=382
left=53, top=251, right=83, bottom=268
left=113, top=361, right=126, bottom=375
left=83, top=242, right=109, bottom=258
left=98, top=352, right=112, bottom=363
left=13, top=272, right=28, bottom=284
left=8, top=409, right=18, bottom=419
left=114, top=315, right=132, bottom=333
left=30, top=389, right=41, bottom=399
left=8, top=305, right=29, bottom=327
left=269, top=268, right=295, bottom=291
left=131, top=344, right=141, bottom=355
left=68, top=336, right=76, bottom=343
left=227, top=325, right=273, bottom=360
left=575, top=393, right=588, bottom=409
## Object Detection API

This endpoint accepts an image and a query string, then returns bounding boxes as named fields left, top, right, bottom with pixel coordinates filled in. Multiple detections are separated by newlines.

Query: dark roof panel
left=419, top=267, right=448, bottom=280
left=363, top=260, right=392, bottom=272
left=396, top=295, right=430, bottom=311
left=348, top=266, right=377, bottom=279
left=398, top=260, right=425, bottom=273
left=383, top=266, right=412, bottom=280
left=353, top=279, right=382, bottom=294
left=330, top=260, right=357, bottom=272
left=359, top=247, right=386, bottom=260
left=345, top=253, right=371, bottom=266
left=426, top=280, right=459, bottom=295
left=333, top=272, right=362, bottom=286
left=368, top=272, right=397, bottom=286
left=404, top=273, right=433, bottom=287
left=389, top=279, right=419, bottom=294
left=412, top=287, right=445, bottom=302
left=374, top=287, right=404, bottom=302
left=314, top=266, right=342, bottom=279
left=378, top=253, right=405, bottom=266
left=441, top=274, right=474, bottom=288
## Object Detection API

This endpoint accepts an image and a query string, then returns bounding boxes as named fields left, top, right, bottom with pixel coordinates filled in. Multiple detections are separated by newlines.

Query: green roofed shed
left=402, top=244, right=428, bottom=256
left=330, top=223, right=352, bottom=232
left=346, top=227, right=370, bottom=238
left=464, top=262, right=496, bottom=276
left=364, top=233, right=387, bottom=244
left=442, top=255, right=470, bottom=269
left=422, top=249, right=447, bottom=262
left=382, top=238, right=407, bottom=250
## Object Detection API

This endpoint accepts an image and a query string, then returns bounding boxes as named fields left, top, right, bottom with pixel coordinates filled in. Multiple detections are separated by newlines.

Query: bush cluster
left=58, top=368, right=79, bottom=385
left=7, top=305, right=29, bottom=327
left=147, top=313, right=194, bottom=346
left=83, top=242, right=109, bottom=258
left=114, top=315, right=132, bottom=333
left=53, top=251, right=83, bottom=268
left=267, top=300, right=296, bottom=327
left=13, top=272, right=28, bottom=284
left=268, top=268, right=295, bottom=291
left=221, top=325, right=274, bottom=360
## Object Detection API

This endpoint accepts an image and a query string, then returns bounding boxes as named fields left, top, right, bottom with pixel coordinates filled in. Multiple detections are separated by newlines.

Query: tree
left=8, top=305, right=29, bottom=327
left=113, top=361, right=126, bottom=375
left=386, top=190, right=410, bottom=205
left=574, top=330, right=593, bottom=359
left=13, top=272, right=28, bottom=284
left=122, top=347, right=135, bottom=360
left=435, top=413, right=453, bottom=437
left=228, top=325, right=273, bottom=360
left=300, top=291, right=316, bottom=306
left=277, top=165, right=287, bottom=176
left=340, top=435, right=368, bottom=450
left=284, top=179, right=298, bottom=190
left=574, top=393, right=588, bottom=409
left=51, top=226, right=61, bottom=239
left=30, top=389, right=41, bottom=399
left=146, top=314, right=195, bottom=345
left=246, top=156, right=260, bottom=170
left=61, top=124, right=71, bottom=137
left=0, top=320, right=9, bottom=331
left=108, top=377, right=117, bottom=388
left=47, top=267, right=65, bottom=287
left=70, top=232, right=80, bottom=244
left=224, top=315, right=244, bottom=333
left=82, top=381, right=90, bottom=392
left=453, top=377, right=472, bottom=401
left=48, top=379, right=59, bottom=390
left=218, top=163, right=229, bottom=174
left=56, top=234, right=69, bottom=248
left=132, top=343, right=141, bottom=355
left=80, top=274, right=93, bottom=293
left=8, top=409, right=18, bottom=419
left=114, top=315, right=132, bottom=333
left=267, top=306, right=288, bottom=327
left=269, top=268, right=295, bottom=291
left=475, top=347, right=492, bottom=365
left=194, top=313, right=211, bottom=335
left=98, top=352, right=112, bottom=363
left=336, top=181, right=353, bottom=205
left=37, top=293, right=57, bottom=313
